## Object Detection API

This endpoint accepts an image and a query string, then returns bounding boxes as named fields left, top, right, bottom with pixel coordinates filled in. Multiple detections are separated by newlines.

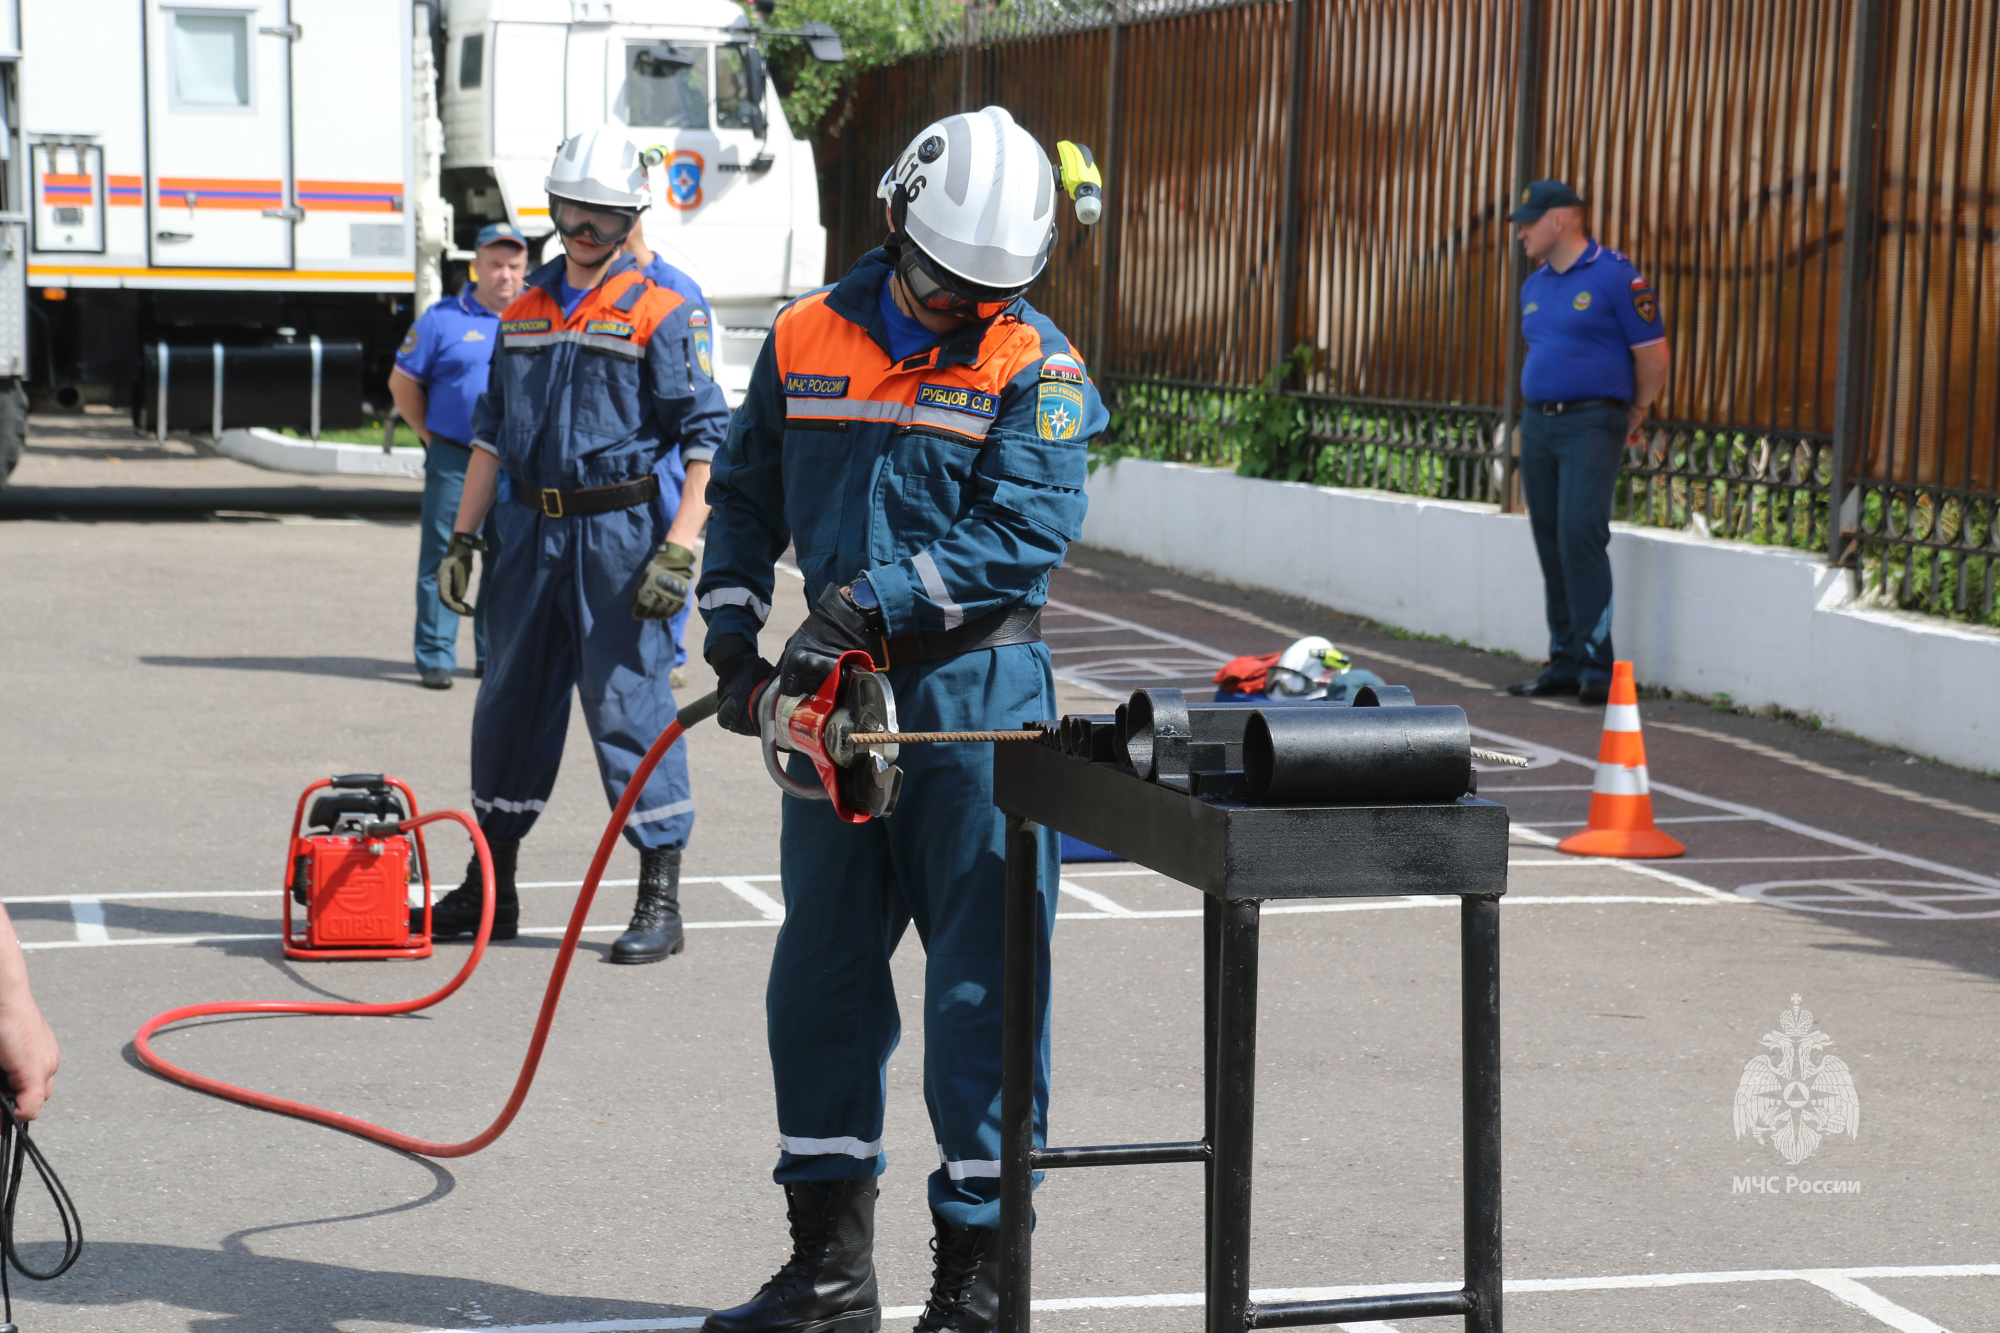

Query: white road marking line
left=1516, top=814, right=1759, bottom=825
left=1474, top=723, right=2000, bottom=890
left=69, top=900, right=109, bottom=943
left=17, top=893, right=1726, bottom=951
left=1510, top=854, right=1883, bottom=866
left=1651, top=718, right=2000, bottom=829
left=718, top=877, right=787, bottom=921
left=24, top=932, right=280, bottom=951
left=1143, top=587, right=1496, bottom=691
left=1807, top=1275, right=1953, bottom=1332
left=3, top=889, right=275, bottom=905
left=1058, top=879, right=1137, bottom=916
left=1816, top=1264, right=1952, bottom=1328
left=516, top=875, right=781, bottom=890
left=1481, top=783, right=1595, bottom=792
left=1506, top=825, right=1743, bottom=903
left=411, top=1263, right=2000, bottom=1333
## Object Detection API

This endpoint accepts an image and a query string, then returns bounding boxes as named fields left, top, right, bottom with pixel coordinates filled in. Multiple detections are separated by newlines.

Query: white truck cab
left=439, top=0, right=828, bottom=401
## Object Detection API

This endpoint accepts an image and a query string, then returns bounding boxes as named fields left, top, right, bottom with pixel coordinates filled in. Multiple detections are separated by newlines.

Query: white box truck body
left=0, top=0, right=826, bottom=489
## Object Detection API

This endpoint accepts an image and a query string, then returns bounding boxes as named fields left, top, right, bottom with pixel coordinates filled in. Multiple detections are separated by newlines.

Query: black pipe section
left=1241, top=706, right=1471, bottom=805
left=1124, top=688, right=1191, bottom=786
left=1123, top=691, right=1363, bottom=783
left=1354, top=683, right=1417, bottom=707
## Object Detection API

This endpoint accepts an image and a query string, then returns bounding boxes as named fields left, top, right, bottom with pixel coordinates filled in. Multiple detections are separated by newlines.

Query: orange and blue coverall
left=696, top=247, right=1108, bottom=1229
left=468, top=253, right=729, bottom=852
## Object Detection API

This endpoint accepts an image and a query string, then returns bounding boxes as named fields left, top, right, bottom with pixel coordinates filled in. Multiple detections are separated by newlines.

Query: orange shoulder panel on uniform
left=773, top=299, right=1045, bottom=442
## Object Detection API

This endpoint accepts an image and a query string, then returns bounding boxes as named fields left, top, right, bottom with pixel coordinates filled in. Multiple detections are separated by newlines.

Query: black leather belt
left=879, top=605, right=1043, bottom=667
left=515, top=473, right=660, bottom=518
left=1525, top=398, right=1629, bottom=415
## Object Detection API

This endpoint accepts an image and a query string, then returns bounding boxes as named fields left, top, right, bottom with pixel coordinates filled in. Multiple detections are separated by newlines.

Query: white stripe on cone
left=1602, top=703, right=1642, bottom=732
left=1592, top=763, right=1651, bottom=797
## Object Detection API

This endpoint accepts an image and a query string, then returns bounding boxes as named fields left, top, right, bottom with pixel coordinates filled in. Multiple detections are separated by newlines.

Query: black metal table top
left=993, top=741, right=1509, bottom=901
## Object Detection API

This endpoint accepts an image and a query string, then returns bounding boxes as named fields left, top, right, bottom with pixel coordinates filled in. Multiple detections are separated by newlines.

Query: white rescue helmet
left=1265, top=636, right=1353, bottom=698
left=545, top=127, right=651, bottom=247
left=877, top=106, right=1057, bottom=310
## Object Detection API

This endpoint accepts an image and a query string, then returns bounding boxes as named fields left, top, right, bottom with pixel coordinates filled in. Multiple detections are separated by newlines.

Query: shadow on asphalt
left=0, top=492, right=423, bottom=521
left=140, top=655, right=422, bottom=683
left=11, top=1240, right=705, bottom=1332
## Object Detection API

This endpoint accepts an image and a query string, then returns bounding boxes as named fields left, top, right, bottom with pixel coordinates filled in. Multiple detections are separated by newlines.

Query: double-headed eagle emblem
left=1733, top=994, right=1860, bottom=1165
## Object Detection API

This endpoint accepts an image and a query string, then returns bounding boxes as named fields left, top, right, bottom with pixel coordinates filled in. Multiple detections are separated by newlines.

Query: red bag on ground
left=1213, top=651, right=1281, bottom=696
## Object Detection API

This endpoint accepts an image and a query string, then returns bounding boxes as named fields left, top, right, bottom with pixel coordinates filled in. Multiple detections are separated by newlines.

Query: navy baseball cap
left=1508, top=180, right=1586, bottom=222
left=475, top=221, right=528, bottom=250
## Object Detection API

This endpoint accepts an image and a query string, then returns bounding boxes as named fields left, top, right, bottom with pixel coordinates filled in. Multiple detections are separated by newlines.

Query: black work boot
left=416, top=840, right=519, bottom=941
left=702, top=1180, right=880, bottom=1333
left=912, top=1213, right=1000, bottom=1333
left=610, top=846, right=685, bottom=964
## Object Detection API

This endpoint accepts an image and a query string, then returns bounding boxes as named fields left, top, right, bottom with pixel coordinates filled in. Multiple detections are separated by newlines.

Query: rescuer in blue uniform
left=1507, top=180, right=1671, bottom=707
left=696, top=108, right=1107, bottom=1333
left=390, top=222, right=529, bottom=688
left=425, top=128, right=729, bottom=964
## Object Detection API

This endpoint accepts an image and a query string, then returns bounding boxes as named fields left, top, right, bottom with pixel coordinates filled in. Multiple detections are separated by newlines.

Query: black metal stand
left=994, top=742, right=1507, bottom=1332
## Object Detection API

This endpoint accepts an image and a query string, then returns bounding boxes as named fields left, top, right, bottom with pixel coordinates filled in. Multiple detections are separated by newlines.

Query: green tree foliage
left=758, top=0, right=950, bottom=140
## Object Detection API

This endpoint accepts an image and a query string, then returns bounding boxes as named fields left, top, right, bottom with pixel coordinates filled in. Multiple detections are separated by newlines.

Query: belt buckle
left=540, top=488, right=563, bottom=518
left=1548, top=401, right=1566, bottom=416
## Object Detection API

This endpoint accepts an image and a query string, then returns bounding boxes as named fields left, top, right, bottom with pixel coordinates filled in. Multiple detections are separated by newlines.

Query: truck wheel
left=0, top=379, right=24, bottom=492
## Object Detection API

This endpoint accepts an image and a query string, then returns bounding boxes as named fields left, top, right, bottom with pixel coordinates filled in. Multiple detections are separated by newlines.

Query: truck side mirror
left=743, top=48, right=770, bottom=136
left=802, top=22, right=845, bottom=62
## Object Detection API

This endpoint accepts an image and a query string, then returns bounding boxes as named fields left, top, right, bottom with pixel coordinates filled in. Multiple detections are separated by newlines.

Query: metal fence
left=819, top=0, right=2000, bottom=624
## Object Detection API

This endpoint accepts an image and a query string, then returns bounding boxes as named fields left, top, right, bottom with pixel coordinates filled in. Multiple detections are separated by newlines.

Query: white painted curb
left=1080, top=459, right=2000, bottom=774
left=212, top=426, right=425, bottom=479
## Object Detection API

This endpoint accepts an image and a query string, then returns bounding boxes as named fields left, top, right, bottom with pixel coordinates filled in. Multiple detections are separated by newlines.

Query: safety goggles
left=893, top=240, right=1012, bottom=322
left=551, top=199, right=639, bottom=247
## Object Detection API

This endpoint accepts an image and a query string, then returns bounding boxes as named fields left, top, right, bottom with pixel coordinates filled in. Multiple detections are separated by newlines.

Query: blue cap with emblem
left=1508, top=180, right=1586, bottom=223
left=475, top=221, right=528, bottom=250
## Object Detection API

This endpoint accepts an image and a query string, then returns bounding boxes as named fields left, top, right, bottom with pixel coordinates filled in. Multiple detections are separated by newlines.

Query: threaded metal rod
left=848, top=730, right=1048, bottom=745
left=1471, top=748, right=1532, bottom=768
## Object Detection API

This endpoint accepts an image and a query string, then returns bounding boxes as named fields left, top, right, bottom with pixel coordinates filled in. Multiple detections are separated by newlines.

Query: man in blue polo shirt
left=390, top=222, right=530, bottom=689
left=1506, top=181, right=1670, bottom=707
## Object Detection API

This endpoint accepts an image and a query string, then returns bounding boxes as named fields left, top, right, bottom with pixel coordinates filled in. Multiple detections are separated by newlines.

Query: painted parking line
left=1474, top=723, right=2000, bottom=895
left=69, top=898, right=109, bottom=943
left=13, top=870, right=1726, bottom=951
left=409, top=1262, right=2000, bottom=1333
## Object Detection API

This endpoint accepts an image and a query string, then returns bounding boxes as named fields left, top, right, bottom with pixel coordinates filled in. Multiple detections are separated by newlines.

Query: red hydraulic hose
left=133, top=692, right=718, bottom=1157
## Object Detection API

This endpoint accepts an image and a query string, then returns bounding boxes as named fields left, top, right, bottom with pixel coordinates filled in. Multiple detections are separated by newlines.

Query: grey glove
left=438, top=532, right=482, bottom=616
left=633, top=541, right=697, bottom=620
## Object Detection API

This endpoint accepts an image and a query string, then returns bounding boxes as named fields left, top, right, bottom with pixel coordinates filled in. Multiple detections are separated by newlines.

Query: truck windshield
left=624, top=45, right=708, bottom=129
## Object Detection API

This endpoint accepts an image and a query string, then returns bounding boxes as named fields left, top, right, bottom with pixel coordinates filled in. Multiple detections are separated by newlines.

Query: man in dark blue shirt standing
left=1506, top=181, right=1670, bottom=706
left=390, top=222, right=530, bottom=689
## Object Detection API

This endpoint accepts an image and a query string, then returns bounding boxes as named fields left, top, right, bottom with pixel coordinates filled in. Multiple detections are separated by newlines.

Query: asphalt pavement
left=3, top=416, right=1997, bottom=1333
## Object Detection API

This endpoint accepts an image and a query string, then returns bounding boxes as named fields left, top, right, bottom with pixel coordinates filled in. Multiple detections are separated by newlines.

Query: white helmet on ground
left=545, top=127, right=649, bottom=246
left=1265, top=636, right=1353, bottom=698
left=876, top=106, right=1057, bottom=311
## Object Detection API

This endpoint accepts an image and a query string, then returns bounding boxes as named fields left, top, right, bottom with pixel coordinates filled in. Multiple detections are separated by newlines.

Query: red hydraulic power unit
left=284, top=774, right=434, bottom=960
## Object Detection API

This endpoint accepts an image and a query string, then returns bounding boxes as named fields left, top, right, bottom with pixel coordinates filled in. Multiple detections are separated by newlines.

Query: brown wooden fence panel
left=817, top=0, right=2000, bottom=621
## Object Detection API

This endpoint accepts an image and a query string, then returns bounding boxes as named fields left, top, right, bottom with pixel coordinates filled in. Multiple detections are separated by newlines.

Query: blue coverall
left=697, top=249, right=1108, bottom=1229
left=469, top=254, right=730, bottom=852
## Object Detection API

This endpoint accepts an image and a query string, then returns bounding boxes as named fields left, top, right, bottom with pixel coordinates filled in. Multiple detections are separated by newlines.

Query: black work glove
left=632, top=541, right=696, bottom=620
left=437, top=532, right=484, bottom=616
left=777, top=583, right=886, bottom=700
left=707, top=634, right=776, bottom=738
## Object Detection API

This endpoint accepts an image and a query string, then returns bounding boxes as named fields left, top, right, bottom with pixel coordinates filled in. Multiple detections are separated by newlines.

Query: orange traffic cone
left=1557, top=661, right=1686, bottom=859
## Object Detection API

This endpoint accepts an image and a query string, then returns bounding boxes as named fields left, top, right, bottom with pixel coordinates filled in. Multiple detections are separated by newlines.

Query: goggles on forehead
left=551, top=199, right=639, bottom=247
